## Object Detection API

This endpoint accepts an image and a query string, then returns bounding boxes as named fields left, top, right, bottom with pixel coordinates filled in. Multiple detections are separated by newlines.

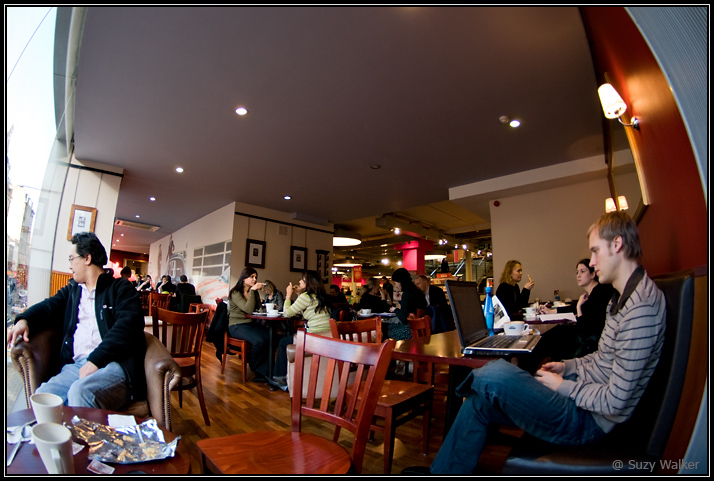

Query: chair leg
left=383, top=410, right=395, bottom=474
left=422, top=399, right=431, bottom=455
left=221, top=351, right=227, bottom=374
left=241, top=349, right=248, bottom=381
left=178, top=386, right=183, bottom=407
left=196, top=369, right=210, bottom=426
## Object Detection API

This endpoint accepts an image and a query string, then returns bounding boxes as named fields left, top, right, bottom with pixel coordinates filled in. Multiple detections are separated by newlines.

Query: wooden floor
left=170, top=341, right=443, bottom=475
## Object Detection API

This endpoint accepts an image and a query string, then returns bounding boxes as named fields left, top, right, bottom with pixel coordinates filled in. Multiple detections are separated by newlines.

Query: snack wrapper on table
left=70, top=416, right=180, bottom=464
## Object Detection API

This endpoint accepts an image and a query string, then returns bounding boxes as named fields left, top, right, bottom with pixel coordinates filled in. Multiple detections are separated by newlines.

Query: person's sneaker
left=401, top=466, right=432, bottom=475
left=267, top=376, right=288, bottom=392
left=250, top=374, right=268, bottom=383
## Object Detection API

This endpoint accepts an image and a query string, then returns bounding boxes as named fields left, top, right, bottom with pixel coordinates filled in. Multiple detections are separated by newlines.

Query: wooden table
left=246, top=312, right=302, bottom=376
left=6, top=407, right=190, bottom=475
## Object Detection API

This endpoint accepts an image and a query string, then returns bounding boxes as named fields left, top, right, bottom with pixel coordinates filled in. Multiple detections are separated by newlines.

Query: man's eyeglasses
left=68, top=255, right=85, bottom=263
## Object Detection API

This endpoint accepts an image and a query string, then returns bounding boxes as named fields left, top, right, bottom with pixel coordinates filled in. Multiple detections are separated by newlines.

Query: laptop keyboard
left=476, top=335, right=524, bottom=349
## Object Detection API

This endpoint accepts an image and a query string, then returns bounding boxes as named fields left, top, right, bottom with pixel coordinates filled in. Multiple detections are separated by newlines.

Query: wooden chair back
left=291, top=329, right=395, bottom=474
left=330, top=317, right=382, bottom=343
left=408, top=313, right=432, bottom=338
left=155, top=308, right=208, bottom=362
left=149, top=292, right=172, bottom=337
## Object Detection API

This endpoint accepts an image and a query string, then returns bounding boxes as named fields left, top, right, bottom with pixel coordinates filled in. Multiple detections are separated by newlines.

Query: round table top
left=6, top=407, right=190, bottom=475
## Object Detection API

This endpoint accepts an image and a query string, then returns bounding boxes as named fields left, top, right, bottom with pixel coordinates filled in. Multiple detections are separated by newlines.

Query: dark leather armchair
left=11, top=331, right=182, bottom=431
left=500, top=269, right=695, bottom=474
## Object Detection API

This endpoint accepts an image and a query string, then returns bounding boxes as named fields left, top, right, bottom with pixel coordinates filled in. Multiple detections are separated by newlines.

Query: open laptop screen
left=445, top=280, right=489, bottom=347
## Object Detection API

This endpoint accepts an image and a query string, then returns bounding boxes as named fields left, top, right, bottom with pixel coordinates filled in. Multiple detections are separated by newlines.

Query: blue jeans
left=35, top=356, right=129, bottom=410
left=431, top=359, right=605, bottom=474
left=228, top=321, right=270, bottom=378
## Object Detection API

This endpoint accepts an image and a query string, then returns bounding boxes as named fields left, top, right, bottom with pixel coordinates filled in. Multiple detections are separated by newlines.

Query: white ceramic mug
left=360, top=309, right=371, bottom=316
left=268, top=309, right=279, bottom=316
left=264, top=302, right=275, bottom=312
left=523, top=307, right=536, bottom=317
left=30, top=393, right=64, bottom=424
left=503, top=321, right=529, bottom=336
left=31, top=423, right=75, bottom=474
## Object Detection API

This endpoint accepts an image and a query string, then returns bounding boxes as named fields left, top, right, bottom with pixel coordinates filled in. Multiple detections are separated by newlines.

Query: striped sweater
left=283, top=293, right=331, bottom=334
left=557, top=266, right=666, bottom=433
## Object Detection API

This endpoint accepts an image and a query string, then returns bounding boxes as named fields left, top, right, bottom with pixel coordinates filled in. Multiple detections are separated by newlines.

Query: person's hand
left=534, top=369, right=563, bottom=391
left=79, top=361, right=99, bottom=379
left=7, top=319, right=29, bottom=348
left=286, top=282, right=294, bottom=298
left=524, top=274, right=535, bottom=290
left=539, top=305, right=556, bottom=315
left=539, top=361, right=565, bottom=375
left=251, top=282, right=265, bottom=291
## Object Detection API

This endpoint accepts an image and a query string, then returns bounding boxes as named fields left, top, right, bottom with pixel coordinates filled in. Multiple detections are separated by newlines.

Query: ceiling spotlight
left=381, top=258, right=390, bottom=265
left=499, top=116, right=520, bottom=128
left=370, top=164, right=381, bottom=170
left=235, top=107, right=248, bottom=116
left=175, top=167, right=184, bottom=173
left=393, top=228, right=401, bottom=235
left=149, top=197, right=156, bottom=201
left=135, top=215, right=140, bottom=218
left=284, top=195, right=292, bottom=200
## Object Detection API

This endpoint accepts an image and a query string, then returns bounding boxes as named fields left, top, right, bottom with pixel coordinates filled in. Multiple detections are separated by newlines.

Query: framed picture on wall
left=67, top=204, right=97, bottom=240
left=316, top=250, right=330, bottom=282
left=290, top=246, right=307, bottom=272
left=245, top=239, right=266, bottom=269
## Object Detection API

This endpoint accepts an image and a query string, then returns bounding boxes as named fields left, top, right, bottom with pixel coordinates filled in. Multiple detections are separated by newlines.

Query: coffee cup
left=30, top=393, right=64, bottom=424
left=524, top=307, right=536, bottom=317
left=268, top=309, right=279, bottom=317
left=359, top=308, right=371, bottom=316
left=503, top=321, right=529, bottom=336
left=31, top=423, right=75, bottom=474
left=264, top=302, right=275, bottom=312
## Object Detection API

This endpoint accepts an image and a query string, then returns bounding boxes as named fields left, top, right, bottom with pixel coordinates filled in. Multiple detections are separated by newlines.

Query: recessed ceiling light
left=370, top=164, right=381, bottom=170
left=176, top=167, right=184, bottom=173
left=135, top=215, right=140, bottom=218
left=149, top=197, right=156, bottom=201
left=509, top=119, right=521, bottom=128
left=235, top=107, right=248, bottom=116
left=284, top=195, right=292, bottom=200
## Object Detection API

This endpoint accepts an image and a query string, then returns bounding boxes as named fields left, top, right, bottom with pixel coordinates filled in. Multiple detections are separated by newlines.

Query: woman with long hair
left=268, top=270, right=334, bottom=391
left=358, top=277, right=392, bottom=313
left=495, top=260, right=535, bottom=317
left=228, top=267, right=271, bottom=384
left=386, top=268, right=427, bottom=340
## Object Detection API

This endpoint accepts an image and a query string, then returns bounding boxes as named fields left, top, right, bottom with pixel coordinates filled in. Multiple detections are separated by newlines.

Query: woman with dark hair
left=268, top=270, right=333, bottom=391
left=386, top=268, right=427, bottom=340
left=539, top=258, right=615, bottom=358
left=495, top=260, right=535, bottom=317
left=228, top=267, right=271, bottom=384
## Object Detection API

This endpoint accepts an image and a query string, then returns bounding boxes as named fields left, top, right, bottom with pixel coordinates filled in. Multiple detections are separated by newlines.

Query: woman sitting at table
left=358, top=277, right=392, bottom=313
left=228, top=267, right=271, bottom=384
left=495, top=260, right=534, bottom=317
left=268, top=270, right=334, bottom=391
left=262, top=280, right=285, bottom=311
left=538, top=258, right=615, bottom=358
left=386, top=268, right=427, bottom=340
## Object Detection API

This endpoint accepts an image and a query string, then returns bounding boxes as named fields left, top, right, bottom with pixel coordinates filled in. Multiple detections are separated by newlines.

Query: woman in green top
left=228, top=267, right=271, bottom=383
left=268, top=270, right=334, bottom=391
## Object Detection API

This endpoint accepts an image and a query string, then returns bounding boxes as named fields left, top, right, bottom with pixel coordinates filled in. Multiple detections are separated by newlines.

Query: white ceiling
left=70, top=6, right=615, bottom=265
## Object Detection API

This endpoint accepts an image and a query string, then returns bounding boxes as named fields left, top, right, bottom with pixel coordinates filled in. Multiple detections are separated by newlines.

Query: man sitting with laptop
left=404, top=211, right=666, bottom=475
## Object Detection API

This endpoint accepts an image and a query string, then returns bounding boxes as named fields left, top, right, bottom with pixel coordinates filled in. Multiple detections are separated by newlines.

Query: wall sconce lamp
left=598, top=83, right=639, bottom=130
left=605, top=195, right=630, bottom=213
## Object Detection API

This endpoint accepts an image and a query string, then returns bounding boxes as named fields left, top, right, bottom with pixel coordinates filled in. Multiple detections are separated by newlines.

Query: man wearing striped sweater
left=409, top=211, right=666, bottom=475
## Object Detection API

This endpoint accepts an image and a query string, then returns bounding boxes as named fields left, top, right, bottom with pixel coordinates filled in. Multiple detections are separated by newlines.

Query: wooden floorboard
left=170, top=340, right=447, bottom=475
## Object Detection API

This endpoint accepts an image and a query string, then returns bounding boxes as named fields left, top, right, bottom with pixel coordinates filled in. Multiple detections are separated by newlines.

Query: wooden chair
left=155, top=308, right=211, bottom=425
left=139, top=290, right=151, bottom=315
left=189, top=303, right=216, bottom=339
left=197, top=329, right=395, bottom=474
left=149, top=292, right=172, bottom=338
left=408, top=313, right=449, bottom=386
left=330, top=317, right=434, bottom=474
left=222, top=331, right=252, bottom=381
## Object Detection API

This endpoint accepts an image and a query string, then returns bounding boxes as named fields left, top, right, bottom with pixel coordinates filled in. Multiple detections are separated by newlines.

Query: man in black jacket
left=7, top=232, right=146, bottom=409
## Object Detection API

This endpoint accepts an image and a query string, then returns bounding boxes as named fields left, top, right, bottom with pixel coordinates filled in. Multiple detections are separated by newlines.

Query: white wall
left=491, top=177, right=611, bottom=303
left=231, top=202, right=334, bottom=296
left=53, top=156, right=123, bottom=271
left=148, top=201, right=334, bottom=304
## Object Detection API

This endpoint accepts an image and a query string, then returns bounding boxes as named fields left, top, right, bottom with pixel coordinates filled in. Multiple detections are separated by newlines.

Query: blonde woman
left=495, top=260, right=534, bottom=317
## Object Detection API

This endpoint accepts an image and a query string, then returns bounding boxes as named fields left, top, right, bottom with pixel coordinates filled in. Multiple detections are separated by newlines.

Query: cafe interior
left=6, top=6, right=707, bottom=475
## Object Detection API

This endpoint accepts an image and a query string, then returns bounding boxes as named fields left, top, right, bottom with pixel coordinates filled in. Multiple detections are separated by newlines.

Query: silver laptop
left=446, top=280, right=540, bottom=356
